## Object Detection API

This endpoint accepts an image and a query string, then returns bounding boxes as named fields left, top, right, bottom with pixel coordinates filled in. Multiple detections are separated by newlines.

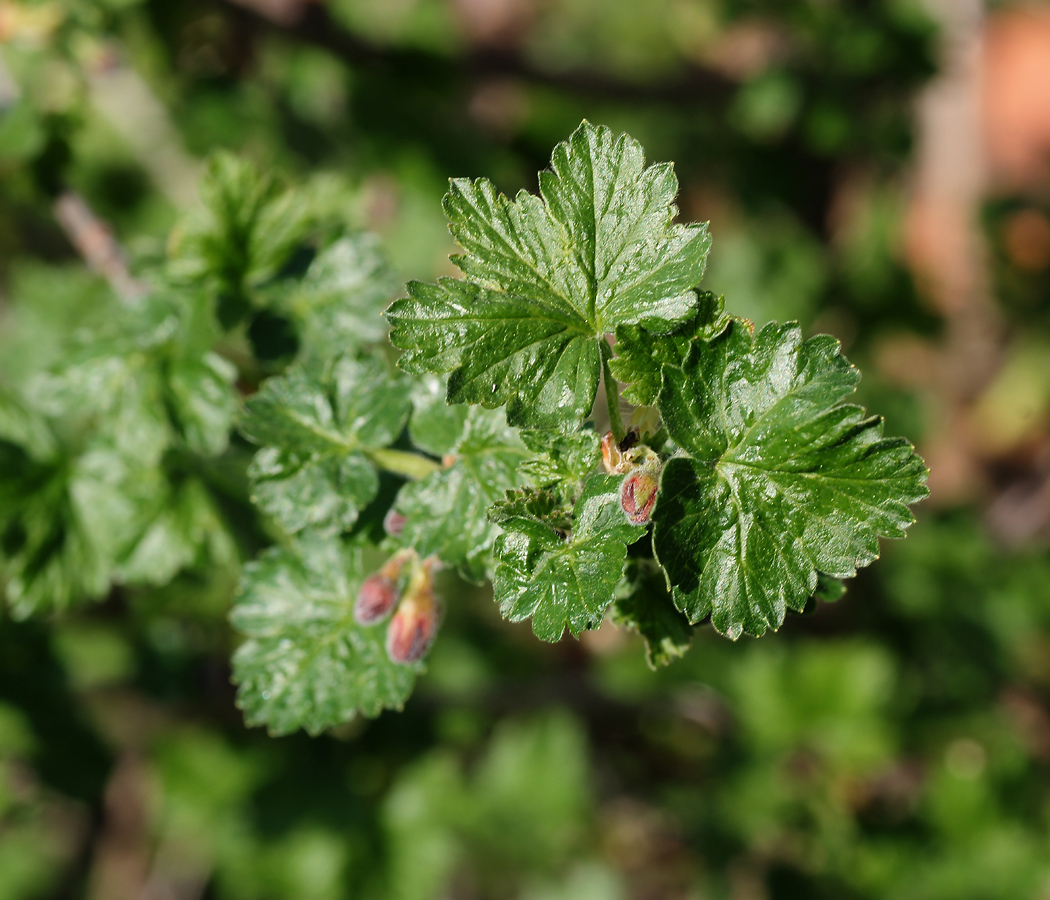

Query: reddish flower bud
left=386, top=566, right=440, bottom=664
left=354, top=550, right=413, bottom=626
left=620, top=466, right=660, bottom=525
left=383, top=508, right=407, bottom=538
left=355, top=573, right=399, bottom=625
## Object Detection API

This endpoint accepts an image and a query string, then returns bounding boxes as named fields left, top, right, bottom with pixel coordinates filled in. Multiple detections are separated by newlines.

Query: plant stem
left=601, top=349, right=626, bottom=443
left=366, top=447, right=441, bottom=480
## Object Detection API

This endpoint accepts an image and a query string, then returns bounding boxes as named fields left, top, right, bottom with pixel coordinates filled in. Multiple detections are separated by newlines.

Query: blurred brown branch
left=53, top=191, right=147, bottom=303
left=218, top=0, right=736, bottom=104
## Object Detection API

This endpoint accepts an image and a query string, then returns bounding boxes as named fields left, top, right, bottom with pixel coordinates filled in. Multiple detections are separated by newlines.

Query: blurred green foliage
left=1, top=0, right=1049, bottom=898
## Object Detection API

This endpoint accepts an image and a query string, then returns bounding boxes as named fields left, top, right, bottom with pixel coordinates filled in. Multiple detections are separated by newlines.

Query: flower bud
left=386, top=563, right=440, bottom=664
left=620, top=467, right=660, bottom=525
left=354, top=550, right=413, bottom=626
left=383, top=508, right=407, bottom=538
left=355, top=573, right=398, bottom=625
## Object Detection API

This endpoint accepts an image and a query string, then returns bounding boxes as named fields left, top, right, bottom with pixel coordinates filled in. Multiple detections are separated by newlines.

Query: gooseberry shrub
left=0, top=122, right=928, bottom=736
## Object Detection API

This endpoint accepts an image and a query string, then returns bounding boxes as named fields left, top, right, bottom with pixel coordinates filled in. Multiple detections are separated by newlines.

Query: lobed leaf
left=387, top=121, right=712, bottom=429
left=168, top=152, right=310, bottom=311
left=609, top=291, right=730, bottom=407
left=27, top=292, right=236, bottom=463
left=1, top=445, right=165, bottom=618
left=396, top=402, right=529, bottom=583
left=118, top=476, right=236, bottom=587
left=230, top=536, right=419, bottom=735
left=241, top=354, right=412, bottom=536
left=652, top=320, right=929, bottom=639
left=518, top=427, right=602, bottom=501
left=611, top=561, right=694, bottom=669
left=493, top=474, right=647, bottom=641
left=287, top=234, right=396, bottom=358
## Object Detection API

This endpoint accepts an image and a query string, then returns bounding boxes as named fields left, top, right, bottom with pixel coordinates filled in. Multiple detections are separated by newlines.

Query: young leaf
left=652, top=320, right=929, bottom=639
left=518, top=428, right=602, bottom=502
left=168, top=152, right=309, bottom=315
left=240, top=354, right=412, bottom=536
left=230, top=536, right=420, bottom=736
left=387, top=121, right=712, bottom=429
left=493, top=474, right=646, bottom=641
left=609, top=291, right=730, bottom=407
left=488, top=488, right=573, bottom=537
left=396, top=404, right=529, bottom=583
left=611, top=561, right=694, bottom=669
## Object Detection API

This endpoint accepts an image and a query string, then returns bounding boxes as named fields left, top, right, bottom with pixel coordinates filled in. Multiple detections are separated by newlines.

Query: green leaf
left=118, top=477, right=236, bottom=586
left=387, top=121, right=712, bottom=429
left=0, top=99, right=45, bottom=163
left=652, top=320, right=929, bottom=639
left=1, top=446, right=162, bottom=618
left=609, top=291, right=730, bottom=407
left=0, top=390, right=56, bottom=463
left=287, top=234, right=396, bottom=357
left=488, top=488, right=574, bottom=536
left=493, top=474, right=646, bottom=641
left=27, top=292, right=236, bottom=462
left=396, top=406, right=529, bottom=583
left=169, top=152, right=310, bottom=315
left=408, top=375, right=469, bottom=459
left=230, top=536, right=420, bottom=735
left=610, top=562, right=693, bottom=669
left=518, top=428, right=601, bottom=501
left=31, top=346, right=172, bottom=465
left=166, top=353, right=238, bottom=457
left=241, top=354, right=412, bottom=536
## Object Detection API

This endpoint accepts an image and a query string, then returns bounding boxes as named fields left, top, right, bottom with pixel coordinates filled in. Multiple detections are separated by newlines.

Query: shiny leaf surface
left=652, top=320, right=928, bottom=638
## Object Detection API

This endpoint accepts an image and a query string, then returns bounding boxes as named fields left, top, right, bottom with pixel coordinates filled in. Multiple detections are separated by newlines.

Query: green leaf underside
left=610, top=291, right=730, bottom=407
left=611, top=562, right=694, bottom=669
left=230, top=537, right=419, bottom=736
left=387, top=121, right=712, bottom=429
left=241, top=355, right=411, bottom=536
left=397, top=405, right=528, bottom=583
left=493, top=474, right=646, bottom=641
left=652, top=320, right=929, bottom=639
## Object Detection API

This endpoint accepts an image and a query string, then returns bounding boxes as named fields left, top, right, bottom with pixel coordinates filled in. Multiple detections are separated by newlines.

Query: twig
left=52, top=191, right=148, bottom=303
left=217, top=0, right=735, bottom=105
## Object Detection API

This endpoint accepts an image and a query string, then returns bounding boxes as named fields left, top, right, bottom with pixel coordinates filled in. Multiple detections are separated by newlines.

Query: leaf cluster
left=1, top=123, right=928, bottom=738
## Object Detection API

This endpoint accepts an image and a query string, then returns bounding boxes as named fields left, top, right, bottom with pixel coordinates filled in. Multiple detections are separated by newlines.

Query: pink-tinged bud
left=355, top=573, right=398, bottom=625
left=620, top=467, right=660, bottom=525
left=386, top=568, right=440, bottom=664
left=383, top=508, right=407, bottom=538
left=354, top=550, right=414, bottom=626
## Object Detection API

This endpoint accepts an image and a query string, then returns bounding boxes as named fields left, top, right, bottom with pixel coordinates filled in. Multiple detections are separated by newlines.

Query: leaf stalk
left=366, top=447, right=441, bottom=480
left=602, top=348, right=627, bottom=443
